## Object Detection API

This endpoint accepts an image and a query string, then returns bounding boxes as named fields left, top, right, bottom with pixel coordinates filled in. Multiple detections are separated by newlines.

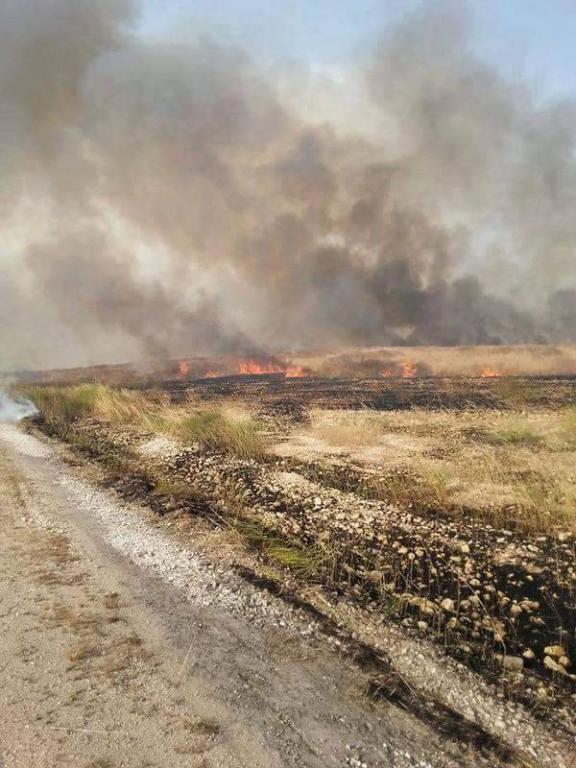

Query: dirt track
left=0, top=423, right=495, bottom=768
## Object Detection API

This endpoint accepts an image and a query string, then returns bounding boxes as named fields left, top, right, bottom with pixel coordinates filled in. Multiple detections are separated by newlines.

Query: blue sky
left=138, top=1, right=576, bottom=98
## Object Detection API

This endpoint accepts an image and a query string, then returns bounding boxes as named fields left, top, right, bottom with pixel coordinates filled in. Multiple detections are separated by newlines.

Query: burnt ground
left=137, top=374, right=576, bottom=414
left=19, top=374, right=576, bottom=766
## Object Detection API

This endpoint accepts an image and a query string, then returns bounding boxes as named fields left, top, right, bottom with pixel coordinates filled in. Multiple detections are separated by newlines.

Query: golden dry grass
left=293, top=344, right=576, bottom=377
left=21, top=384, right=265, bottom=460
left=278, top=407, right=576, bottom=532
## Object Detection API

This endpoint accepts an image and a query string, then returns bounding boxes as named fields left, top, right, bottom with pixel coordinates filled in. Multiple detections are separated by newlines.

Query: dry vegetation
left=10, top=344, right=576, bottom=387
left=22, top=384, right=265, bottom=460
left=20, top=378, right=576, bottom=695
left=300, top=344, right=576, bottom=378
left=275, top=406, right=576, bottom=533
left=21, top=381, right=576, bottom=533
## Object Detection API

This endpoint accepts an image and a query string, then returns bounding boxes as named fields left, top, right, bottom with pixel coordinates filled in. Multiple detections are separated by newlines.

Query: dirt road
left=0, top=424, right=546, bottom=767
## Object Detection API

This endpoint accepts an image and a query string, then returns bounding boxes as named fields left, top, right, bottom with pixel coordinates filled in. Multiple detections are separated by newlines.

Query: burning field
left=3, top=0, right=576, bottom=764
left=14, top=343, right=576, bottom=386
left=16, top=355, right=576, bottom=741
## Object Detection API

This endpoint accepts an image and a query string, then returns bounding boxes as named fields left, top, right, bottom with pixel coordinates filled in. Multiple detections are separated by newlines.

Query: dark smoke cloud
left=1, top=0, right=575, bottom=371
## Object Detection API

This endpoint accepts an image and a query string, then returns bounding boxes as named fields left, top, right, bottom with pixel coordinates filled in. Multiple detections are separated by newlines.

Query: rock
left=417, top=621, right=428, bottom=632
left=510, top=604, right=522, bottom=618
left=440, top=598, right=455, bottom=612
left=544, top=645, right=566, bottom=658
left=501, top=656, right=524, bottom=672
left=522, top=649, right=536, bottom=661
left=468, top=594, right=481, bottom=605
left=544, top=656, right=566, bottom=675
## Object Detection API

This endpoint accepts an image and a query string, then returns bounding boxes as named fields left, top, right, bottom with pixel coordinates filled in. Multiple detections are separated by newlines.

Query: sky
left=139, top=0, right=576, bottom=99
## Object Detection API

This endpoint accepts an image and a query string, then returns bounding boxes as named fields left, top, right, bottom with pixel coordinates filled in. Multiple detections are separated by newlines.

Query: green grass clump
left=22, top=383, right=148, bottom=427
left=23, top=384, right=102, bottom=429
left=485, top=423, right=543, bottom=447
left=21, top=384, right=266, bottom=461
left=465, top=417, right=543, bottom=448
left=236, top=521, right=329, bottom=577
left=168, top=409, right=265, bottom=460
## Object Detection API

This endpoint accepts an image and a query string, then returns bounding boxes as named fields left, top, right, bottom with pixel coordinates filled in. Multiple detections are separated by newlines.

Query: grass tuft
left=483, top=420, right=543, bottom=447
left=167, top=409, right=265, bottom=460
left=21, top=384, right=265, bottom=460
left=235, top=520, right=330, bottom=577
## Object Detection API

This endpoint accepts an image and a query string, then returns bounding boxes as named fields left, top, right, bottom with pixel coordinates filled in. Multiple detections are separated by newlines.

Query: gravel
left=56, top=472, right=320, bottom=638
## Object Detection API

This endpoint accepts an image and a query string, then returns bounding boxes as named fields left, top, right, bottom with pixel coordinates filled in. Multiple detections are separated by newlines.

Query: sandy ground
left=0, top=423, right=485, bottom=768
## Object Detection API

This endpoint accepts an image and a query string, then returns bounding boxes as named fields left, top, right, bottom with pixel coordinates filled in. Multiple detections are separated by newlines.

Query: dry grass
left=298, top=344, right=576, bottom=378
left=279, top=407, right=576, bottom=532
left=477, top=418, right=544, bottom=447
left=147, top=407, right=265, bottom=460
left=312, top=411, right=392, bottom=447
left=22, top=384, right=265, bottom=460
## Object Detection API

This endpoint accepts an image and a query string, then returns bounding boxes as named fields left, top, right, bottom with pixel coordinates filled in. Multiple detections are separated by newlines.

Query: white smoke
left=0, top=391, right=38, bottom=423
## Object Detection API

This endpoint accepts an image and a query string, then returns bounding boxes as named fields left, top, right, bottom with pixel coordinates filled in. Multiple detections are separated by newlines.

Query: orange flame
left=379, top=361, right=418, bottom=378
left=401, top=360, right=418, bottom=378
left=236, top=358, right=309, bottom=378
left=178, top=360, right=190, bottom=378
left=238, top=359, right=285, bottom=375
left=480, top=367, right=501, bottom=378
left=285, top=365, right=306, bottom=378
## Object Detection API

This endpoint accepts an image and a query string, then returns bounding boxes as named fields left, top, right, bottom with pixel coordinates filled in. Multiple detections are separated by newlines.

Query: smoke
left=0, top=391, right=37, bottom=423
left=1, top=0, right=575, bottom=371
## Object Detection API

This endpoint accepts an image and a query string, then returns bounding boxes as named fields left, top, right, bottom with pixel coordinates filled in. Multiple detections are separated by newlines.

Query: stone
left=544, top=656, right=566, bottom=675
left=501, top=656, right=524, bottom=672
left=544, top=645, right=566, bottom=658
left=440, top=598, right=455, bottom=612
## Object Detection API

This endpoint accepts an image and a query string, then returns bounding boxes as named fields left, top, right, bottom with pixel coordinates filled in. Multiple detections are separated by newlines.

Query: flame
left=379, top=361, right=418, bottom=378
left=178, top=360, right=190, bottom=378
left=285, top=365, right=306, bottom=378
left=480, top=367, right=501, bottom=378
left=238, top=359, right=285, bottom=375
left=401, top=360, right=418, bottom=378
left=236, top=358, right=309, bottom=378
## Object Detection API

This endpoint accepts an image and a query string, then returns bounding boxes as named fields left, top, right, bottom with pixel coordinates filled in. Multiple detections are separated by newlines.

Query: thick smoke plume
left=1, top=0, right=575, bottom=370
